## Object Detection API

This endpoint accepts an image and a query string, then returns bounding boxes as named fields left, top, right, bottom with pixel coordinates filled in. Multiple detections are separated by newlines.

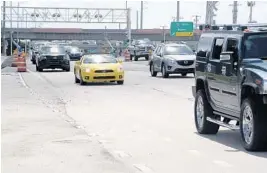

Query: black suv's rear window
left=244, top=34, right=267, bottom=59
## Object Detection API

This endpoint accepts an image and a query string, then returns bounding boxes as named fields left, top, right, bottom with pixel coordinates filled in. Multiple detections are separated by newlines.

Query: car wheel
left=161, top=64, right=169, bottom=78
left=64, top=66, right=70, bottom=72
left=117, top=81, right=124, bottom=85
left=194, top=89, right=220, bottom=134
left=150, top=63, right=157, bottom=77
left=75, top=74, right=80, bottom=83
left=145, top=55, right=149, bottom=61
left=134, top=56, right=138, bottom=61
left=130, top=55, right=133, bottom=61
left=79, top=71, right=86, bottom=85
left=181, top=73, right=187, bottom=77
left=240, top=98, right=267, bottom=151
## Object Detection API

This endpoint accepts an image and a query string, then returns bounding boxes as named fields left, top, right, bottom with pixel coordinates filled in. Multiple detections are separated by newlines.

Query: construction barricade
left=11, top=50, right=18, bottom=67
left=123, top=49, right=131, bottom=61
left=16, top=54, right=27, bottom=72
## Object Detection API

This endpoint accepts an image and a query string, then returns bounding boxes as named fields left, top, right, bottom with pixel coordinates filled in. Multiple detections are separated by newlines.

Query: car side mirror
left=220, top=51, right=233, bottom=62
left=118, top=59, right=123, bottom=64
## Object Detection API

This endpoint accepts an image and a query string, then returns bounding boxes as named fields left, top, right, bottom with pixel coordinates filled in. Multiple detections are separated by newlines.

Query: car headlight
left=83, top=68, right=91, bottom=73
left=117, top=65, right=123, bottom=72
left=63, top=55, right=69, bottom=60
left=39, top=56, right=46, bottom=60
left=168, top=58, right=176, bottom=65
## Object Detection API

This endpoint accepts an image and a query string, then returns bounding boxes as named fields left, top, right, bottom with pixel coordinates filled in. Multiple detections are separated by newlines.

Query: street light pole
left=160, top=25, right=167, bottom=43
left=2, top=1, right=6, bottom=55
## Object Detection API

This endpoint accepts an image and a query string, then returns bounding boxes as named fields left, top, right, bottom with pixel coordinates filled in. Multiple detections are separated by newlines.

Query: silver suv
left=149, top=43, right=196, bottom=78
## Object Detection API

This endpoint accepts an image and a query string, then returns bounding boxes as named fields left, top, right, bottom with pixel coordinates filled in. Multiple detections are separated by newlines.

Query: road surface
left=2, top=59, right=267, bottom=173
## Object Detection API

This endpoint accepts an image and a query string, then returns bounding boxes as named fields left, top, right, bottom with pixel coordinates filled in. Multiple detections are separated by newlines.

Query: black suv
left=36, top=46, right=70, bottom=72
left=192, top=29, right=267, bottom=151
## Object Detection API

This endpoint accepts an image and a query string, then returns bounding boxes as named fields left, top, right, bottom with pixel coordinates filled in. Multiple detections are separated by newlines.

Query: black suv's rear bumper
left=192, top=86, right=196, bottom=98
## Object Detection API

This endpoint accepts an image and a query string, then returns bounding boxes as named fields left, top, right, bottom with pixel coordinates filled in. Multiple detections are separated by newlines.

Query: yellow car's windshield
left=83, top=55, right=117, bottom=64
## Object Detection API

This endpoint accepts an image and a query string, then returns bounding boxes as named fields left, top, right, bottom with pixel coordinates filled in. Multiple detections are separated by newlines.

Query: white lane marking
left=113, top=150, right=131, bottom=158
left=187, top=150, right=201, bottom=156
left=18, top=73, right=29, bottom=89
left=213, top=160, right=233, bottom=167
left=163, top=137, right=172, bottom=142
left=133, top=164, right=154, bottom=173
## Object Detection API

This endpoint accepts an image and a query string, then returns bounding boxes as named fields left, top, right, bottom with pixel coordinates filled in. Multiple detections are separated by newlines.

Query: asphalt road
left=2, top=59, right=267, bottom=173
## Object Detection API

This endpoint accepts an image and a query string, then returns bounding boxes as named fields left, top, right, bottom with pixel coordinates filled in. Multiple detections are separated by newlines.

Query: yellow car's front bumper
left=81, top=71, right=124, bottom=82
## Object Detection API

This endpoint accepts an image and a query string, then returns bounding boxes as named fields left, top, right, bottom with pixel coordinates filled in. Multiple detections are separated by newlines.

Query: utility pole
left=125, top=1, right=128, bottom=9
left=2, top=1, right=6, bottom=55
left=140, top=1, right=143, bottom=29
left=247, top=1, right=255, bottom=23
left=192, top=15, right=201, bottom=29
left=127, top=8, right=131, bottom=42
left=160, top=25, right=167, bottom=43
left=176, top=1, right=180, bottom=21
left=229, top=1, right=241, bottom=24
left=136, top=10, right=139, bottom=29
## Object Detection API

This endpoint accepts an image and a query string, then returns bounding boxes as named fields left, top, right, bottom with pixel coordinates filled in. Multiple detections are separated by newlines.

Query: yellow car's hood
left=81, top=63, right=121, bottom=71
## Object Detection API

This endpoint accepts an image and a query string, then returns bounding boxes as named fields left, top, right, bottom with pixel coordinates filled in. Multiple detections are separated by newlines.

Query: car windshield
left=41, top=47, right=65, bottom=54
left=164, top=45, right=194, bottom=55
left=244, top=34, right=267, bottom=59
left=83, top=55, right=117, bottom=64
left=69, top=47, right=80, bottom=52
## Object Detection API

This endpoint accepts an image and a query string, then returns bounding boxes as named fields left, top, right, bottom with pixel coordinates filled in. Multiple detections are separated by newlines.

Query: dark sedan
left=67, top=47, right=83, bottom=60
left=35, top=46, right=70, bottom=72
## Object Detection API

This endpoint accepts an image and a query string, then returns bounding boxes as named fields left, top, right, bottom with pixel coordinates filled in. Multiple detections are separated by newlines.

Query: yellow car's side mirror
left=118, top=59, right=123, bottom=64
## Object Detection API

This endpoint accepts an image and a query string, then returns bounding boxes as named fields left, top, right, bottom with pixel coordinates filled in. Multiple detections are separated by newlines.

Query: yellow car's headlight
left=83, top=68, right=91, bottom=73
left=117, top=65, right=123, bottom=72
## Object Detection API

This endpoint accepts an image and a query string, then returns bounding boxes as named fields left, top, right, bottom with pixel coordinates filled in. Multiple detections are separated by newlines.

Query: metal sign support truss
left=1, top=6, right=128, bottom=24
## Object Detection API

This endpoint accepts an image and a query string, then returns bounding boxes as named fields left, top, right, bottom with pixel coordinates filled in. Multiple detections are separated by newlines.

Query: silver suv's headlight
left=167, top=58, right=176, bottom=65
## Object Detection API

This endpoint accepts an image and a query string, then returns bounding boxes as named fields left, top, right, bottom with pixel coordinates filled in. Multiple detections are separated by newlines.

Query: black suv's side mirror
left=220, top=51, right=233, bottom=62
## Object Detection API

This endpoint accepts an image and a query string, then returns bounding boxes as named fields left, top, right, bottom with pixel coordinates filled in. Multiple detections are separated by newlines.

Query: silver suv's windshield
left=69, top=47, right=80, bottom=53
left=244, top=34, right=267, bottom=59
left=83, top=55, right=117, bottom=64
left=164, top=45, right=194, bottom=55
left=41, top=47, right=65, bottom=54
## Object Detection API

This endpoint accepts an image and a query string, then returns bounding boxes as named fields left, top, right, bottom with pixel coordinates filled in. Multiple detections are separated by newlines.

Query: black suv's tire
left=161, top=64, right=169, bottom=78
left=145, top=55, right=149, bottom=61
left=134, top=56, right=138, bottom=61
left=194, top=89, right=220, bottom=134
left=240, top=98, right=267, bottom=151
left=150, top=64, right=157, bottom=77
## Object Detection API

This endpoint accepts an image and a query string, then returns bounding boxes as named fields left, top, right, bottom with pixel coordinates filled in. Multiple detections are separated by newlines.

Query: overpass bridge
left=3, top=28, right=201, bottom=41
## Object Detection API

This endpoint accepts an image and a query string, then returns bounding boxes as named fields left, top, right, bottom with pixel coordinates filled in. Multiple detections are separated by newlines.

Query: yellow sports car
left=74, top=54, right=124, bottom=85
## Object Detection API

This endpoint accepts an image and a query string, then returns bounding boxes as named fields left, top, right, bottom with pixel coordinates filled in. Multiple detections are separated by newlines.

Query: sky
left=2, top=0, right=267, bottom=29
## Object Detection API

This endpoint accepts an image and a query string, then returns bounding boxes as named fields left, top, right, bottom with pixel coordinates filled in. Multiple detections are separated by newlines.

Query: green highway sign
left=170, top=22, right=194, bottom=37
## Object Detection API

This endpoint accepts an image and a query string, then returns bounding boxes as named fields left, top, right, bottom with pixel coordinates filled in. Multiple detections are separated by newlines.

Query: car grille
left=94, top=69, right=114, bottom=73
left=46, top=56, right=64, bottom=64
left=93, top=76, right=115, bottom=79
left=71, top=53, right=81, bottom=57
left=177, top=60, right=194, bottom=66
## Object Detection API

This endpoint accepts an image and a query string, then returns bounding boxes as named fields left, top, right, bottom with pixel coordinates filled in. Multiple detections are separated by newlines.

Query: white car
left=149, top=43, right=196, bottom=78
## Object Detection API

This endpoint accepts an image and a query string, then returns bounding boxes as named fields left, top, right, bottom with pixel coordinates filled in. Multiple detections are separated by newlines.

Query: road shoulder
left=1, top=70, right=136, bottom=173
